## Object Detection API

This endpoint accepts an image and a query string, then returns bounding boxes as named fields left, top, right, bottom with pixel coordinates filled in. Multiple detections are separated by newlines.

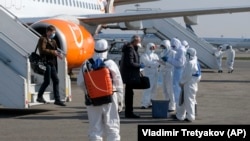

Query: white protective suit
left=182, top=40, right=189, bottom=53
left=77, top=39, right=124, bottom=141
left=176, top=48, right=201, bottom=121
left=167, top=38, right=186, bottom=105
left=159, top=40, right=176, bottom=111
left=226, top=45, right=235, bottom=73
left=140, top=43, right=160, bottom=108
left=214, top=46, right=223, bottom=72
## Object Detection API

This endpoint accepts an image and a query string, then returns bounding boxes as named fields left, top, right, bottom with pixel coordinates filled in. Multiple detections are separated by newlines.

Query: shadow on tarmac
left=0, top=108, right=51, bottom=118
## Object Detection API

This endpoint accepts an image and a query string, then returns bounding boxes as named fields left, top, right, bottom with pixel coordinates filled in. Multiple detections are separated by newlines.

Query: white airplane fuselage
left=0, top=0, right=104, bottom=19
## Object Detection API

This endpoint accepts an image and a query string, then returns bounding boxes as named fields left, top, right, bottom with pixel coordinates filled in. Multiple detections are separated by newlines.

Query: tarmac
left=1, top=52, right=250, bottom=141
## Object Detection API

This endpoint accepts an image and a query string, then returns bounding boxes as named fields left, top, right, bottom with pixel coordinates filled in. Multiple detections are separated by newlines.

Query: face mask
left=137, top=43, right=142, bottom=48
left=49, top=33, right=55, bottom=39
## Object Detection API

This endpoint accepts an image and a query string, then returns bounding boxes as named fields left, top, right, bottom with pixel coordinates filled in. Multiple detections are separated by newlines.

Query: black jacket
left=119, top=43, right=141, bottom=84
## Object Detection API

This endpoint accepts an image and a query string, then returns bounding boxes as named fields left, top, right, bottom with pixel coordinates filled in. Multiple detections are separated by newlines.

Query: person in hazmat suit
left=176, top=47, right=201, bottom=122
left=140, top=42, right=160, bottom=109
left=226, top=45, right=235, bottom=73
left=214, top=46, right=224, bottom=73
left=158, top=40, right=176, bottom=111
left=161, top=38, right=186, bottom=106
left=182, top=40, right=189, bottom=53
left=77, top=39, right=124, bottom=141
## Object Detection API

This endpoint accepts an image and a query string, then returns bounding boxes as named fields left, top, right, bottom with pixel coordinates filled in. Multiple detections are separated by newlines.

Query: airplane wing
left=114, top=0, right=160, bottom=6
left=78, top=5, right=250, bottom=25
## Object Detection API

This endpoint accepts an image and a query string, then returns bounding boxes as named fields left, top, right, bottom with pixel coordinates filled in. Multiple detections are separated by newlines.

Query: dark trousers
left=38, top=64, right=60, bottom=101
left=125, top=84, right=134, bottom=115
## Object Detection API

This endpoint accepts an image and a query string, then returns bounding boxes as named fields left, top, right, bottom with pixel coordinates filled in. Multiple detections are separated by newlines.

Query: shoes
left=141, top=106, right=147, bottom=109
left=218, top=70, right=223, bottom=73
left=184, top=118, right=192, bottom=122
left=36, top=97, right=46, bottom=103
left=171, top=115, right=191, bottom=122
left=54, top=101, right=66, bottom=106
left=228, top=69, right=234, bottom=73
left=125, top=113, right=140, bottom=118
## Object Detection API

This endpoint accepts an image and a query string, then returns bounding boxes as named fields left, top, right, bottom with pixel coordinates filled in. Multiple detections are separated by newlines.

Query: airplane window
left=79, top=2, right=82, bottom=8
left=82, top=2, right=85, bottom=8
left=76, top=1, right=79, bottom=8
left=69, top=0, right=72, bottom=6
left=86, top=3, right=88, bottom=9
left=95, top=4, right=97, bottom=10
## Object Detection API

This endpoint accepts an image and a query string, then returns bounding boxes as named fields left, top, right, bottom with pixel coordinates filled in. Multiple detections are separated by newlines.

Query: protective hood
left=160, top=40, right=171, bottom=51
left=186, top=48, right=197, bottom=60
left=170, top=38, right=182, bottom=51
left=226, top=45, right=233, bottom=50
left=182, top=40, right=189, bottom=49
left=146, top=42, right=156, bottom=54
left=94, top=39, right=109, bottom=59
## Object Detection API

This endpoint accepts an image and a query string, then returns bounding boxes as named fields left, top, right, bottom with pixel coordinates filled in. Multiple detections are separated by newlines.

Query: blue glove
left=161, top=56, right=168, bottom=62
left=140, top=63, right=145, bottom=68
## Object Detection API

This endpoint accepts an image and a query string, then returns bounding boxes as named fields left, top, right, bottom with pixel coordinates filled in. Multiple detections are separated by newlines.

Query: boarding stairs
left=142, top=18, right=217, bottom=69
left=0, top=5, right=71, bottom=109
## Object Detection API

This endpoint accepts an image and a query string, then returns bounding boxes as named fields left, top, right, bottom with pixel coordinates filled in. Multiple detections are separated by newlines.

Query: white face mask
left=49, top=33, right=55, bottom=39
left=137, top=43, right=142, bottom=48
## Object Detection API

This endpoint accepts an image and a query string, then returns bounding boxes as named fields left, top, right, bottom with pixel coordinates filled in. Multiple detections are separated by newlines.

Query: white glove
left=118, top=101, right=123, bottom=113
left=117, top=94, right=123, bottom=113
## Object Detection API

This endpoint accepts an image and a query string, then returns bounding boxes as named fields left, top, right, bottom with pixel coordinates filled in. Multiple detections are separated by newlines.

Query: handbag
left=29, top=44, right=45, bottom=75
left=128, top=72, right=150, bottom=89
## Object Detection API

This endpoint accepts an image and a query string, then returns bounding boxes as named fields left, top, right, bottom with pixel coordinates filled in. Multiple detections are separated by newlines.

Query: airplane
left=97, top=33, right=250, bottom=52
left=1, top=0, right=250, bottom=72
left=203, top=37, right=250, bottom=52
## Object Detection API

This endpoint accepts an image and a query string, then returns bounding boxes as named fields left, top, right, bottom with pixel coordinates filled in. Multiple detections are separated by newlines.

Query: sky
left=103, top=0, right=250, bottom=38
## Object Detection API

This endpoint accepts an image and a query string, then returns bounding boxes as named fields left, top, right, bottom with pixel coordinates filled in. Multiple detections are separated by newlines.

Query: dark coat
left=38, top=36, right=58, bottom=65
left=119, top=43, right=141, bottom=84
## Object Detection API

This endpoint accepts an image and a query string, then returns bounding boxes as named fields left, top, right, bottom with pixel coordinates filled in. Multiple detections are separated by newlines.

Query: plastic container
left=152, top=100, right=169, bottom=118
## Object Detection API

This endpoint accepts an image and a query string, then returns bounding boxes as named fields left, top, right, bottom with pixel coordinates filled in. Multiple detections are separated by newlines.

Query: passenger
left=119, top=35, right=144, bottom=118
left=77, top=39, right=124, bottom=141
left=226, top=45, right=235, bottom=73
left=159, top=40, right=176, bottom=112
left=214, top=46, right=224, bottom=73
left=161, top=38, right=186, bottom=107
left=36, top=25, right=66, bottom=106
left=140, top=42, right=160, bottom=109
left=175, top=48, right=201, bottom=122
